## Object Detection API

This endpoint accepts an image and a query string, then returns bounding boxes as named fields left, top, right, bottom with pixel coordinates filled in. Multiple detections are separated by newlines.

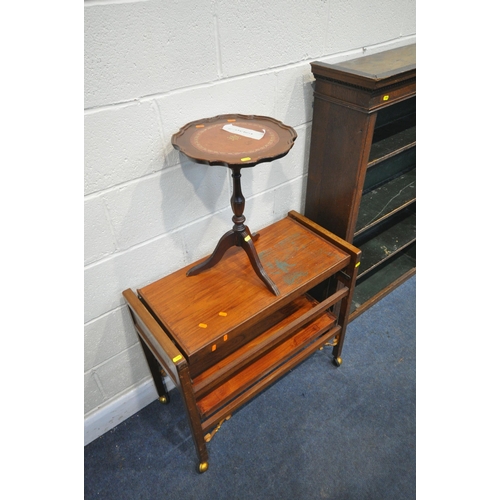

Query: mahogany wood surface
left=177, top=362, right=210, bottom=465
left=171, top=114, right=298, bottom=296
left=123, top=212, right=360, bottom=471
left=196, top=309, right=335, bottom=418
left=192, top=289, right=347, bottom=399
left=122, top=288, right=184, bottom=387
left=171, top=114, right=297, bottom=168
left=122, top=288, right=210, bottom=465
left=311, top=44, right=416, bottom=90
left=305, top=100, right=376, bottom=242
left=311, top=45, right=416, bottom=112
left=304, top=44, right=416, bottom=320
left=192, top=295, right=321, bottom=395
left=200, top=325, right=342, bottom=433
left=137, top=214, right=350, bottom=375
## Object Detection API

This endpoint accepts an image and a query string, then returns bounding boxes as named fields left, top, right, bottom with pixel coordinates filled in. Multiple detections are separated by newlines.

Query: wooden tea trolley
left=123, top=211, right=360, bottom=473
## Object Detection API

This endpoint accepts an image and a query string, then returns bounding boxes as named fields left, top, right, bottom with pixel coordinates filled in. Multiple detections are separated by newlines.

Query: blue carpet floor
left=84, top=276, right=416, bottom=499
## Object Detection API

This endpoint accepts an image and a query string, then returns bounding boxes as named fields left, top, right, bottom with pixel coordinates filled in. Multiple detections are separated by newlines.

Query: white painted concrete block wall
left=84, top=0, right=416, bottom=443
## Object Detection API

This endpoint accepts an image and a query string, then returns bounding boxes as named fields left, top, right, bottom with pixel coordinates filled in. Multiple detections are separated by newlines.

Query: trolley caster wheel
left=332, top=356, right=342, bottom=367
left=198, top=462, right=209, bottom=473
left=158, top=395, right=169, bottom=404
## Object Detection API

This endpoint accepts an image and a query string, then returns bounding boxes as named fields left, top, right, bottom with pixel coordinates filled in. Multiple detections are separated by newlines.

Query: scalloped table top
left=171, top=114, right=297, bottom=168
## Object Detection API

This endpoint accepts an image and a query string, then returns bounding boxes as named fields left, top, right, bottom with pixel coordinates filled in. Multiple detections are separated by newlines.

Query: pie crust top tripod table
left=171, top=114, right=297, bottom=296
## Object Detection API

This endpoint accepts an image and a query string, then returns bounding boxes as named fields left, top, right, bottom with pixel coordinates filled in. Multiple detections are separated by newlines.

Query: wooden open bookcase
left=123, top=211, right=360, bottom=472
left=305, top=44, right=416, bottom=320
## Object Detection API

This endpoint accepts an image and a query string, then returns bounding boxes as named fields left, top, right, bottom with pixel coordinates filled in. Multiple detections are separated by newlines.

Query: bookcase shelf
left=355, top=167, right=416, bottom=235
left=351, top=245, right=415, bottom=314
left=304, top=44, right=416, bottom=320
left=355, top=205, right=416, bottom=278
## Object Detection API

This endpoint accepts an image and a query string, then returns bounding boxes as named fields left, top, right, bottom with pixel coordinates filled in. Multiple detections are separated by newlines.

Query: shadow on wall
left=161, top=154, right=230, bottom=265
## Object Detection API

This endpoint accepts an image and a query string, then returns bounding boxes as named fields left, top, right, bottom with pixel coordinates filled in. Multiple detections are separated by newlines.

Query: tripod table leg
left=241, top=234, right=280, bottom=296
left=186, top=230, right=238, bottom=276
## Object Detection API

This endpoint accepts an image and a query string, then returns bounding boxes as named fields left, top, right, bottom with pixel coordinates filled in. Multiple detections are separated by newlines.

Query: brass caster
left=158, top=395, right=169, bottom=404
left=333, top=356, right=342, bottom=367
left=198, top=462, right=209, bottom=473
